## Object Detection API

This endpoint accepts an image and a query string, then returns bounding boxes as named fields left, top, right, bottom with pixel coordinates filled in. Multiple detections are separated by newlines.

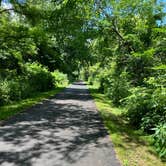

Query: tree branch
left=0, top=8, right=14, bottom=14
left=101, top=9, right=136, bottom=53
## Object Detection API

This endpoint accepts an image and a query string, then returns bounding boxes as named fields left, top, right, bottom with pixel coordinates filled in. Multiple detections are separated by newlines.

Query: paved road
left=0, top=82, right=121, bottom=166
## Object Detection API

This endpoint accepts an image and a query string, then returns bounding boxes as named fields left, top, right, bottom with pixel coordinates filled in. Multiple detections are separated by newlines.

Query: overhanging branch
left=0, top=8, right=14, bottom=14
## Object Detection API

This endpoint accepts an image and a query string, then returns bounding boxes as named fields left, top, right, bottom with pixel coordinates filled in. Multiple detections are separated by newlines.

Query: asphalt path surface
left=0, top=82, right=121, bottom=166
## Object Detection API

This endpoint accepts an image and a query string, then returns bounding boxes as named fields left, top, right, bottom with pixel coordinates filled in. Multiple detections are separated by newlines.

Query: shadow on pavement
left=0, top=84, right=114, bottom=166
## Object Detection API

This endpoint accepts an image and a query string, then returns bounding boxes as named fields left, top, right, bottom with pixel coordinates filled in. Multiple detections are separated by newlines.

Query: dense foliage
left=0, top=0, right=92, bottom=104
left=80, top=0, right=166, bottom=159
left=0, top=62, right=68, bottom=105
left=0, top=0, right=165, bottom=159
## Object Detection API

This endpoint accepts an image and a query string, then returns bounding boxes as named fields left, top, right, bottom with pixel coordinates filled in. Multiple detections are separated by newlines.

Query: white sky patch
left=1, top=1, right=13, bottom=9
left=1, top=1, right=18, bottom=19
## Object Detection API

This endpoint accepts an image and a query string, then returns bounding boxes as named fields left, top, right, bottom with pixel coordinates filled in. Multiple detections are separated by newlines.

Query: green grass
left=0, top=87, right=65, bottom=121
left=89, top=85, right=165, bottom=166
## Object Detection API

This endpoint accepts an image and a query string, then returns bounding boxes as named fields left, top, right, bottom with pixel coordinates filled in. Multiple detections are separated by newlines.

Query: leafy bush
left=8, top=79, right=22, bottom=101
left=0, top=80, right=10, bottom=105
left=25, top=63, right=54, bottom=92
left=85, top=62, right=131, bottom=105
left=124, top=87, right=151, bottom=128
left=86, top=63, right=100, bottom=85
left=80, top=69, right=89, bottom=81
left=51, top=70, right=69, bottom=87
left=97, top=62, right=131, bottom=105
left=8, top=77, right=33, bottom=100
left=104, top=71, right=131, bottom=105
left=141, top=112, right=164, bottom=134
left=126, top=49, right=154, bottom=85
left=141, top=87, right=166, bottom=131
left=0, top=77, right=33, bottom=105
left=153, top=123, right=166, bottom=159
left=125, top=75, right=166, bottom=131
left=0, top=63, right=62, bottom=105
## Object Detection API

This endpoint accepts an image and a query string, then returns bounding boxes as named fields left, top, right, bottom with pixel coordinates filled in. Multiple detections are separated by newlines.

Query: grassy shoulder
left=88, top=85, right=165, bottom=166
left=0, top=86, right=66, bottom=121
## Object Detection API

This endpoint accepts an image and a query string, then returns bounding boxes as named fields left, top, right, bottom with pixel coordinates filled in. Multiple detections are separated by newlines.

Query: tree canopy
left=0, top=0, right=166, bottom=160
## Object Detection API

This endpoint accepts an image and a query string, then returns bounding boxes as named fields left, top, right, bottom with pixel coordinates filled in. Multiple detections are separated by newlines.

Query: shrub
left=153, top=123, right=166, bottom=159
left=87, top=63, right=100, bottom=85
left=126, top=49, right=154, bottom=85
left=51, top=70, right=69, bottom=87
left=104, top=71, right=131, bottom=105
left=141, top=112, right=164, bottom=134
left=98, top=62, right=116, bottom=93
left=8, top=77, right=33, bottom=100
left=0, top=63, right=68, bottom=106
left=0, top=77, right=34, bottom=105
left=141, top=86, right=166, bottom=132
left=25, top=63, right=54, bottom=92
left=0, top=80, right=10, bottom=105
left=8, top=78, right=22, bottom=101
left=125, top=75, right=166, bottom=131
left=86, top=62, right=131, bottom=105
left=124, top=87, right=151, bottom=128
left=80, top=69, right=89, bottom=81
